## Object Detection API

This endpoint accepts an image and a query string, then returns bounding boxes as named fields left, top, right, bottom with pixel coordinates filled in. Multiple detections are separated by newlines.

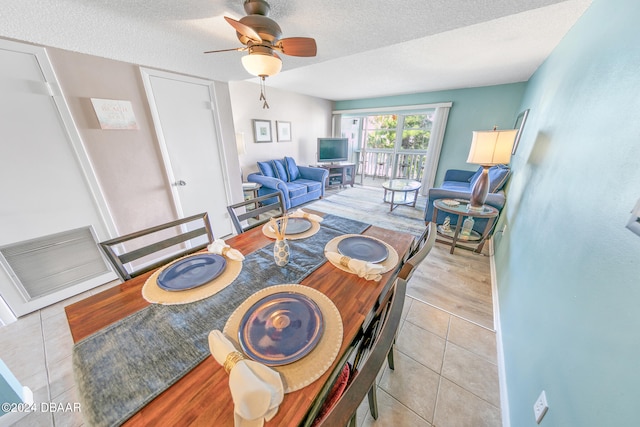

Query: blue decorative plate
left=157, top=254, right=227, bottom=291
left=238, top=292, right=324, bottom=366
left=285, top=218, right=312, bottom=235
left=337, top=236, right=389, bottom=263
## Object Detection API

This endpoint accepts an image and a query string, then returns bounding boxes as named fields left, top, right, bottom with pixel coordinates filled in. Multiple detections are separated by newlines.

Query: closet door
left=0, top=40, right=115, bottom=319
left=140, top=69, right=234, bottom=238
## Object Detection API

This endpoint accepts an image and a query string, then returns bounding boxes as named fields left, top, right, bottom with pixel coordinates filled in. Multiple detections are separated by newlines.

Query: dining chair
left=309, top=278, right=407, bottom=427
left=398, top=221, right=436, bottom=282
left=227, top=191, right=286, bottom=234
left=99, top=212, right=214, bottom=281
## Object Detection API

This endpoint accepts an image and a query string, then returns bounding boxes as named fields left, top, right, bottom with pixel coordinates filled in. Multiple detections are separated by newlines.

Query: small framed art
left=512, top=109, right=530, bottom=155
left=276, top=121, right=291, bottom=142
left=253, top=119, right=272, bottom=143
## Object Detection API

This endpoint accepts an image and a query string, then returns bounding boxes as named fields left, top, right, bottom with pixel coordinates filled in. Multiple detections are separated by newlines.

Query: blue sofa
left=424, top=165, right=511, bottom=234
left=247, top=157, right=328, bottom=210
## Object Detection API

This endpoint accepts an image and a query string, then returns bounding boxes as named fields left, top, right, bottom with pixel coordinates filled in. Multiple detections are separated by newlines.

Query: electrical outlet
left=533, top=390, right=549, bottom=424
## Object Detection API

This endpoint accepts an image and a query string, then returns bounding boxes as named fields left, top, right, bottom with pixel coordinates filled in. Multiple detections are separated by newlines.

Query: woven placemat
left=324, top=234, right=399, bottom=274
left=223, top=284, right=343, bottom=393
left=142, top=254, right=243, bottom=305
left=261, top=218, right=321, bottom=240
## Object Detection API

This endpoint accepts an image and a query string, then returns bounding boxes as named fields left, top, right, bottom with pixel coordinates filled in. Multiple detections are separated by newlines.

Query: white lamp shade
left=241, top=53, right=282, bottom=77
left=467, top=129, right=518, bottom=165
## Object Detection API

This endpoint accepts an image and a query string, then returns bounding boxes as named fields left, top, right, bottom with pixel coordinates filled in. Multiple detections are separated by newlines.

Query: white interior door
left=0, top=40, right=116, bottom=319
left=140, top=69, right=233, bottom=238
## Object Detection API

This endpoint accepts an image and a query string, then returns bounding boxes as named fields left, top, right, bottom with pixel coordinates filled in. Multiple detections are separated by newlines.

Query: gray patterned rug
left=304, top=185, right=427, bottom=237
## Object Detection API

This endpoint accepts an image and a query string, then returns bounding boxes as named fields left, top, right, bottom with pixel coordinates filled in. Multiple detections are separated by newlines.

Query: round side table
left=382, top=179, right=422, bottom=212
left=432, top=199, right=498, bottom=254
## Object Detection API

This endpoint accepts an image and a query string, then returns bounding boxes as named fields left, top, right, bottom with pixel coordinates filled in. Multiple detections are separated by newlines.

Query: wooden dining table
left=65, top=212, right=414, bottom=426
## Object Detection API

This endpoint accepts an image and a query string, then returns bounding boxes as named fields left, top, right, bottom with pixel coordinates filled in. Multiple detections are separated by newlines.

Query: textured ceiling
left=1, top=0, right=592, bottom=101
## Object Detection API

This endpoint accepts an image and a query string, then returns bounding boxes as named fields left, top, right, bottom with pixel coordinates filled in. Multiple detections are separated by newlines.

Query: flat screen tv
left=317, top=137, right=349, bottom=163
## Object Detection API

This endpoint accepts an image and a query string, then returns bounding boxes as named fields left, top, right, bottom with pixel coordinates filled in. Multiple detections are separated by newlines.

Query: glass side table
left=382, top=179, right=422, bottom=212
left=432, top=199, right=499, bottom=254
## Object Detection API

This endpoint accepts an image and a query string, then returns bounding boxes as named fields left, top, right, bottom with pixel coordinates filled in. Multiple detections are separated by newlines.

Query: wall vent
left=0, top=227, right=110, bottom=302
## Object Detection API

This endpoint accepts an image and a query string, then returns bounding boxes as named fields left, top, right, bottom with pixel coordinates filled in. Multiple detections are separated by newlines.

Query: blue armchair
left=424, top=165, right=510, bottom=234
left=247, top=157, right=328, bottom=210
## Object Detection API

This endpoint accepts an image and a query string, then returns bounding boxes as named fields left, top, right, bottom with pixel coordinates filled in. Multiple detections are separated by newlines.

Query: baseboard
left=489, top=239, right=510, bottom=427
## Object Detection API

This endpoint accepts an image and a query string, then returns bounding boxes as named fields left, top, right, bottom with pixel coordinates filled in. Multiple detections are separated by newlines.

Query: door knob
left=172, top=180, right=187, bottom=186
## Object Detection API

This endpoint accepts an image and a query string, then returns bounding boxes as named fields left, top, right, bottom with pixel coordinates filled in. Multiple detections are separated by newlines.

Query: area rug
left=304, top=185, right=427, bottom=237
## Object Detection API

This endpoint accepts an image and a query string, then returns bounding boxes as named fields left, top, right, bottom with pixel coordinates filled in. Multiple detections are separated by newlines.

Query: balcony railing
left=353, top=149, right=427, bottom=181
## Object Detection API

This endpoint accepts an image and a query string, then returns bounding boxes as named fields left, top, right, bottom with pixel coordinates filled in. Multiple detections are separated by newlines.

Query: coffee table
left=382, top=179, right=422, bottom=212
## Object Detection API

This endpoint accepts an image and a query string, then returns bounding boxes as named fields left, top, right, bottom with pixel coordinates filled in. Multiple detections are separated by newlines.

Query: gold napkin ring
left=340, top=256, right=351, bottom=268
left=221, top=247, right=230, bottom=257
left=224, top=351, right=246, bottom=374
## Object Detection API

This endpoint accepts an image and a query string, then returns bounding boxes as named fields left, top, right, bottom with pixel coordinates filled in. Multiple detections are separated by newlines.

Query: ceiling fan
left=205, top=0, right=317, bottom=79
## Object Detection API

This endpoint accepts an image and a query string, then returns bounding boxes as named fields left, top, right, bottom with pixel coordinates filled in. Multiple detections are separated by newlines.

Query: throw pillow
left=468, top=166, right=483, bottom=186
left=488, top=166, right=511, bottom=192
left=284, top=156, right=300, bottom=182
left=271, top=159, right=288, bottom=181
left=257, top=161, right=275, bottom=177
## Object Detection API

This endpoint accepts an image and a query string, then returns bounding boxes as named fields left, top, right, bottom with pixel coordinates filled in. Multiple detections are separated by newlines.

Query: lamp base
left=469, top=166, right=490, bottom=210
left=466, top=203, right=486, bottom=212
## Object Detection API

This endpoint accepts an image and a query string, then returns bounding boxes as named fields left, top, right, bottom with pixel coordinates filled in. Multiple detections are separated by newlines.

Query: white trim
left=0, top=294, right=16, bottom=325
left=489, top=239, right=510, bottom=427
left=333, top=102, right=453, bottom=116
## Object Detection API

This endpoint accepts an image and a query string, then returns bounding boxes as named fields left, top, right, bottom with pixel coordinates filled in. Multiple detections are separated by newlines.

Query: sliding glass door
left=347, top=110, right=434, bottom=181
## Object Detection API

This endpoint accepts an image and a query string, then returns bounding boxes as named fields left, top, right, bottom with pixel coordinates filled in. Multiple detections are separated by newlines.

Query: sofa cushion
left=257, top=161, right=275, bottom=178
left=286, top=182, right=307, bottom=198
left=284, top=156, right=301, bottom=182
left=294, top=178, right=322, bottom=194
left=442, top=181, right=472, bottom=192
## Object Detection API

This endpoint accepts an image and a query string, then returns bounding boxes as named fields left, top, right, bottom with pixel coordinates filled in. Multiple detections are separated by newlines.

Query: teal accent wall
left=494, top=0, right=640, bottom=425
left=335, top=83, right=526, bottom=185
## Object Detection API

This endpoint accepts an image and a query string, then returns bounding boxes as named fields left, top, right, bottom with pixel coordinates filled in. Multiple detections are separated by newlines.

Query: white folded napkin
left=209, top=330, right=284, bottom=427
left=208, top=239, right=245, bottom=261
left=289, top=209, right=323, bottom=223
left=326, top=251, right=385, bottom=281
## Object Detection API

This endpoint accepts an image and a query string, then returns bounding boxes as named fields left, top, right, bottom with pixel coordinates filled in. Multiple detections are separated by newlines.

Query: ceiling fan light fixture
left=241, top=51, right=282, bottom=77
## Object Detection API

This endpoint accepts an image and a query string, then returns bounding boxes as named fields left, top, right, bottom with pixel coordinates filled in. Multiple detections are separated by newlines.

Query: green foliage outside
left=364, top=112, right=434, bottom=150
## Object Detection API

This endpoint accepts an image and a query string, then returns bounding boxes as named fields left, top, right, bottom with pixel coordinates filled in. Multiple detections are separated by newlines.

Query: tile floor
left=0, top=242, right=501, bottom=427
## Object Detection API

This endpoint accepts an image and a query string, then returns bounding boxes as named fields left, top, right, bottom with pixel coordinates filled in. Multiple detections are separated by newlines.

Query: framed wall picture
left=512, top=108, right=530, bottom=155
left=90, top=98, right=139, bottom=130
left=627, top=198, right=640, bottom=237
left=252, top=119, right=272, bottom=143
left=276, top=121, right=291, bottom=142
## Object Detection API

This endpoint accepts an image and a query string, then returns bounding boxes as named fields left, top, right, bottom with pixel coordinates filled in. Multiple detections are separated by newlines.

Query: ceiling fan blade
left=204, top=47, right=245, bottom=54
left=224, top=16, right=262, bottom=43
left=276, top=37, right=317, bottom=57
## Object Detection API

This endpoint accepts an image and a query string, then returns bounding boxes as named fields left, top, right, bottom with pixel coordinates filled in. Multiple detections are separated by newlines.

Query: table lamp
left=466, top=127, right=518, bottom=211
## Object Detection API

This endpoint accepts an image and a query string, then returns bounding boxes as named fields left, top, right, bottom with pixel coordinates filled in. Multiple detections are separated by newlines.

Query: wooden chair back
left=398, top=222, right=436, bottom=281
left=312, top=278, right=407, bottom=427
left=99, top=212, right=214, bottom=281
left=227, top=192, right=286, bottom=234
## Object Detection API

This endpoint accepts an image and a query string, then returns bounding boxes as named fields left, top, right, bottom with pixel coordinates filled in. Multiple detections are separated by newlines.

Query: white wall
left=229, top=81, right=334, bottom=176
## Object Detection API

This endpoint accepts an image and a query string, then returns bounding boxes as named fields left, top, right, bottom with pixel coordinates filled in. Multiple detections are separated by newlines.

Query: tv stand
left=315, top=163, right=355, bottom=189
